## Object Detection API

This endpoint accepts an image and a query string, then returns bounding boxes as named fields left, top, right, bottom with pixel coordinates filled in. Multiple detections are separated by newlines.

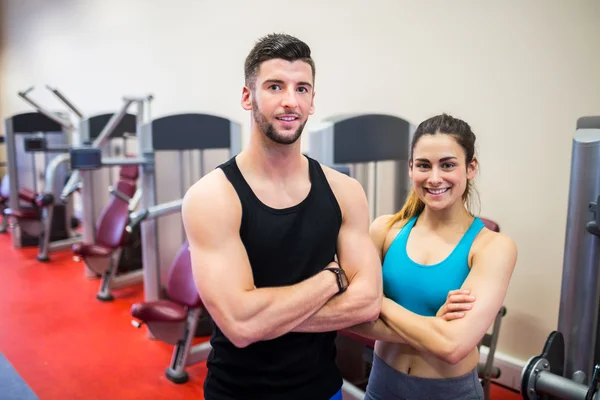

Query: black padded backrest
left=151, top=113, right=233, bottom=151
left=88, top=113, right=137, bottom=140
left=9, top=112, right=62, bottom=133
left=333, top=114, right=411, bottom=163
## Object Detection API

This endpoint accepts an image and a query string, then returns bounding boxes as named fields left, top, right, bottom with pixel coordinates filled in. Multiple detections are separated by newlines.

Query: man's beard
left=252, top=101, right=306, bottom=145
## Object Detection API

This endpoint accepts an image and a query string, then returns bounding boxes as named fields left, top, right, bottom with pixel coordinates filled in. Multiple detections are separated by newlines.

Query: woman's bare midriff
left=374, top=340, right=480, bottom=378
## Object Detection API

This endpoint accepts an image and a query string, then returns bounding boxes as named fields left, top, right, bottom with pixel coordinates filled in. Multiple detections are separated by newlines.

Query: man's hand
left=436, top=289, right=476, bottom=321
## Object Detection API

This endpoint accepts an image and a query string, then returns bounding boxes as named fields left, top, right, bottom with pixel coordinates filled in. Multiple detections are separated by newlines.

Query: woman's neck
left=417, top=202, right=473, bottom=232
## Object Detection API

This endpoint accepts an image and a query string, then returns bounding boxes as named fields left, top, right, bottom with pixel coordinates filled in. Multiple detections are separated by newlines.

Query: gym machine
left=309, top=113, right=415, bottom=219
left=70, top=108, right=241, bottom=304
left=3, top=108, right=73, bottom=249
left=521, top=116, right=600, bottom=400
left=13, top=86, right=137, bottom=262
left=67, top=95, right=150, bottom=299
left=15, top=86, right=82, bottom=260
left=124, top=112, right=241, bottom=383
left=65, top=110, right=139, bottom=275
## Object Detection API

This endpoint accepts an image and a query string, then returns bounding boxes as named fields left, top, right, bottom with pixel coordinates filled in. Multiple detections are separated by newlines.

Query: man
left=182, top=33, right=472, bottom=400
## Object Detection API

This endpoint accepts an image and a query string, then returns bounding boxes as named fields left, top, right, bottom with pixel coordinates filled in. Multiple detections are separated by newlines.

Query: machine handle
left=586, top=195, right=600, bottom=236
left=126, top=209, right=149, bottom=233
left=45, top=85, right=84, bottom=119
left=108, top=186, right=133, bottom=203
left=17, top=86, right=75, bottom=132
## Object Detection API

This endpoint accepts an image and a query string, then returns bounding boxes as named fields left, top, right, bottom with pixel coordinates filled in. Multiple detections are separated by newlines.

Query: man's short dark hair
left=244, top=33, right=315, bottom=90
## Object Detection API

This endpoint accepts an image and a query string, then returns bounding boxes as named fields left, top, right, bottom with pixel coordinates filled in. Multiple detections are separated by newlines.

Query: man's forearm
left=225, top=270, right=338, bottom=347
left=291, top=281, right=380, bottom=333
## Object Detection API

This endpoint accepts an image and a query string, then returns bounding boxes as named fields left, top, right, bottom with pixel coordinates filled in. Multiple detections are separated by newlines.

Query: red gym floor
left=0, top=232, right=522, bottom=399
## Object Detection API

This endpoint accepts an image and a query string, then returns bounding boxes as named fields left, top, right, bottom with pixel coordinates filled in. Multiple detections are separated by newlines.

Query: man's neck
left=238, top=126, right=306, bottom=182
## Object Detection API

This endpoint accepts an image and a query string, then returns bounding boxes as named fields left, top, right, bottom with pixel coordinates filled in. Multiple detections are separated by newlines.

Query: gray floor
left=0, top=353, right=38, bottom=400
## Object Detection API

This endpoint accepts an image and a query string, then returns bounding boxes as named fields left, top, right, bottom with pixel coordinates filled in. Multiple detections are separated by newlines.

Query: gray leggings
left=364, top=353, right=484, bottom=400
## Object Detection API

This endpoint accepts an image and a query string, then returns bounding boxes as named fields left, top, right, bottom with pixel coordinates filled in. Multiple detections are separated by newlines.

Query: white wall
left=2, top=0, right=600, bottom=365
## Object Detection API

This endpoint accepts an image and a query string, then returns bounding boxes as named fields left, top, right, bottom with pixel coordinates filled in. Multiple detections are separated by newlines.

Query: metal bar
left=80, top=169, right=97, bottom=278
left=4, top=118, right=21, bottom=247
left=17, top=87, right=73, bottom=129
left=186, top=341, right=212, bottom=366
left=558, top=126, right=600, bottom=379
left=90, top=99, right=134, bottom=149
left=137, top=104, right=160, bottom=316
left=373, top=161, right=378, bottom=220
left=31, top=151, right=38, bottom=194
left=341, top=380, right=365, bottom=400
left=179, top=150, right=185, bottom=198
left=45, top=85, right=84, bottom=119
left=47, top=236, right=82, bottom=251
left=128, top=188, right=142, bottom=212
left=108, top=186, right=133, bottom=203
left=44, top=154, right=70, bottom=195
left=535, top=370, right=591, bottom=399
left=199, top=149, right=205, bottom=178
left=109, top=269, right=144, bottom=289
left=127, top=199, right=183, bottom=233
left=146, top=199, right=182, bottom=220
left=98, top=157, right=146, bottom=166
left=60, top=98, right=135, bottom=201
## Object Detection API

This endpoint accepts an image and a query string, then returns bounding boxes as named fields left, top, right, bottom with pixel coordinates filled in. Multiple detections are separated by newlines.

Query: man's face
left=242, top=58, right=315, bottom=145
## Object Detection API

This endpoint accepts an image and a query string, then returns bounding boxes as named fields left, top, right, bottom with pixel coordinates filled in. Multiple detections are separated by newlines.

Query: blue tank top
left=382, top=215, right=485, bottom=317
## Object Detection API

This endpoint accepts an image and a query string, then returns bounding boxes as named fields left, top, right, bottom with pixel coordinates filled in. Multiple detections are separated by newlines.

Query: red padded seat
left=130, top=242, right=203, bottom=325
left=18, top=188, right=37, bottom=203
left=480, top=217, right=500, bottom=232
left=165, top=244, right=203, bottom=309
left=119, top=164, right=139, bottom=181
left=131, top=300, right=188, bottom=323
left=72, top=243, right=113, bottom=258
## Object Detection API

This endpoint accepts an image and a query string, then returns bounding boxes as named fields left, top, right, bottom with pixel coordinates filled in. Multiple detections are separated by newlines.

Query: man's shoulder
left=317, top=163, right=368, bottom=222
left=184, top=168, right=229, bottom=199
left=182, top=168, right=241, bottom=222
left=318, top=163, right=364, bottom=198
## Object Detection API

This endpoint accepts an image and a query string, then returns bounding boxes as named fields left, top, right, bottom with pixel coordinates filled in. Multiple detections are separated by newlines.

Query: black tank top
left=204, top=155, right=343, bottom=400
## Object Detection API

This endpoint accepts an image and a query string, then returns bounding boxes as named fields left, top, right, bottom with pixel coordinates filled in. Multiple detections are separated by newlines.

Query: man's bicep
left=189, top=231, right=254, bottom=315
left=336, top=180, right=381, bottom=283
left=182, top=176, right=254, bottom=328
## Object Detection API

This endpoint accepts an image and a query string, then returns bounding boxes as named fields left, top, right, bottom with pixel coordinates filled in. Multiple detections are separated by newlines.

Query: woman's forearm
left=345, top=318, right=407, bottom=344
left=379, top=298, right=455, bottom=362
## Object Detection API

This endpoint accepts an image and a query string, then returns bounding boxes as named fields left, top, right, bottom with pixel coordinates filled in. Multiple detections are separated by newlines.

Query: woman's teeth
left=426, top=188, right=449, bottom=195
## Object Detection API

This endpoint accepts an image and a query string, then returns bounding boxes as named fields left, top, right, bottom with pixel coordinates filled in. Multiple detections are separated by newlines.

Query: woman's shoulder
left=473, top=220, right=518, bottom=258
left=370, top=214, right=412, bottom=234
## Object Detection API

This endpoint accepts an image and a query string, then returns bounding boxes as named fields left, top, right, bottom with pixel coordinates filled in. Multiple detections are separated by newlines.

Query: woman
left=349, top=113, right=517, bottom=400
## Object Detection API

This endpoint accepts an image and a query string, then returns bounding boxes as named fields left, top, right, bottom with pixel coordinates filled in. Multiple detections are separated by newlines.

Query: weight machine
left=11, top=86, right=137, bottom=262
left=3, top=88, right=75, bottom=251
left=521, top=116, right=600, bottom=399
left=69, top=106, right=241, bottom=304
